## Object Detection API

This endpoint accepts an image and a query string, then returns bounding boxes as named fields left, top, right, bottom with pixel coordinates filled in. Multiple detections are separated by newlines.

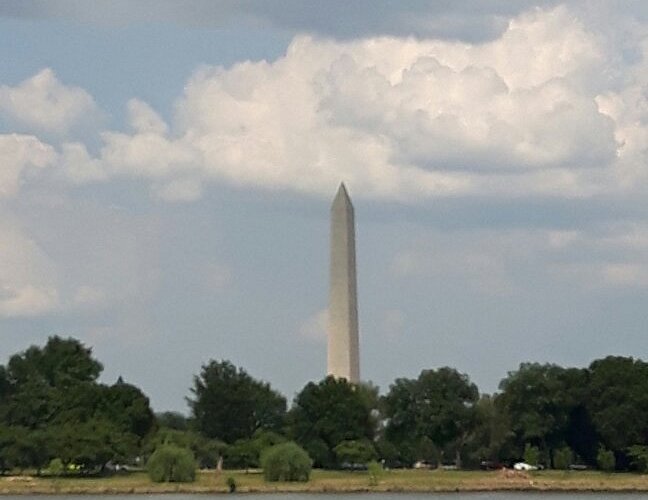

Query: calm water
left=1, top=495, right=644, bottom=500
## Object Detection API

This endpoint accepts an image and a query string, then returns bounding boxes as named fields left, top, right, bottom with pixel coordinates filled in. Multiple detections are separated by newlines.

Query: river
left=0, top=494, right=644, bottom=500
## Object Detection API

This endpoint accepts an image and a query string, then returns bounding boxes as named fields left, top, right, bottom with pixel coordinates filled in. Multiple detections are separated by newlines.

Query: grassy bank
left=2, top=469, right=648, bottom=495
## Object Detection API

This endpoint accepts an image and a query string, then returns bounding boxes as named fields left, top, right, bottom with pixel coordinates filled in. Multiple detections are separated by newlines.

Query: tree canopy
left=188, top=360, right=286, bottom=443
left=382, top=367, right=478, bottom=465
left=289, top=376, right=375, bottom=467
left=0, top=336, right=155, bottom=473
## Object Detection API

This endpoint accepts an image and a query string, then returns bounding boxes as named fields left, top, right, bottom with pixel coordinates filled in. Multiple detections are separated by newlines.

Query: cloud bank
left=0, top=6, right=636, bottom=203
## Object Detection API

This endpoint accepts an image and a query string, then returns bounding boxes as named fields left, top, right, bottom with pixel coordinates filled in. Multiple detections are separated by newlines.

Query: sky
left=2, top=1, right=648, bottom=412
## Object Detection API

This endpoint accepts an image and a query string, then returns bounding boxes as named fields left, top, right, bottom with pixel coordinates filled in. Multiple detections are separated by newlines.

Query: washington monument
left=328, top=183, right=360, bottom=383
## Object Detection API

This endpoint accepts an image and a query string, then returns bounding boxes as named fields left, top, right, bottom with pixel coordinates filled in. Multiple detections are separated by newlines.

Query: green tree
left=498, top=363, right=590, bottom=465
left=224, top=430, right=287, bottom=469
left=261, top=442, right=311, bottom=482
left=334, top=439, right=377, bottom=465
left=289, top=376, right=374, bottom=468
left=627, top=445, right=648, bottom=472
left=587, top=357, right=648, bottom=463
left=464, top=394, right=515, bottom=466
left=0, top=337, right=156, bottom=471
left=597, top=446, right=615, bottom=472
left=147, top=444, right=196, bottom=482
left=156, top=411, right=189, bottom=431
left=7, top=336, right=102, bottom=388
left=188, top=360, right=286, bottom=443
left=149, top=428, right=225, bottom=469
left=383, top=367, right=479, bottom=467
left=553, top=446, right=573, bottom=470
left=523, top=443, right=540, bottom=466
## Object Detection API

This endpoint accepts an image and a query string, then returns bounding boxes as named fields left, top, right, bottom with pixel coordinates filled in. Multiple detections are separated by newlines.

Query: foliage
left=382, top=367, right=478, bottom=466
left=334, top=439, right=377, bottom=465
left=367, top=460, right=382, bottom=485
left=498, top=364, right=591, bottom=463
left=147, top=444, right=196, bottom=482
left=149, top=428, right=226, bottom=469
left=224, top=430, right=286, bottom=469
left=597, top=446, right=615, bottom=472
left=261, top=442, right=311, bottom=482
left=627, top=445, right=648, bottom=472
left=289, top=376, right=374, bottom=468
left=587, top=357, right=648, bottom=456
left=0, top=336, right=156, bottom=472
left=188, top=360, right=286, bottom=443
left=523, top=444, right=540, bottom=466
left=464, top=395, right=515, bottom=467
left=156, top=411, right=189, bottom=431
left=47, top=458, right=65, bottom=476
left=226, top=476, right=237, bottom=492
left=553, top=446, right=573, bottom=470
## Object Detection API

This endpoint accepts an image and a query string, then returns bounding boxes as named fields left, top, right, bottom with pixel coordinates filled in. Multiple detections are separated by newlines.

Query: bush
left=553, top=446, right=573, bottom=470
left=597, top=446, right=615, bottom=472
left=334, top=439, right=377, bottom=466
left=261, top=442, right=311, bottom=482
left=523, top=443, right=540, bottom=466
left=147, top=444, right=196, bottom=483
left=367, top=460, right=382, bottom=486
left=47, top=458, right=64, bottom=476
left=627, top=445, right=648, bottom=472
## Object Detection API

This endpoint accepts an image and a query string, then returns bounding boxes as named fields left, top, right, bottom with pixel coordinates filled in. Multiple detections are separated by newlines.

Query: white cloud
left=0, top=220, right=60, bottom=317
left=127, top=98, right=169, bottom=135
left=0, top=134, right=56, bottom=198
left=59, top=142, right=107, bottom=184
left=83, top=5, right=636, bottom=202
left=0, top=68, right=98, bottom=134
left=2, top=6, right=646, bottom=204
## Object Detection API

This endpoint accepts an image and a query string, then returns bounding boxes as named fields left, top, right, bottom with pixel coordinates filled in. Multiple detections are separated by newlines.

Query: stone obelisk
left=328, top=183, right=360, bottom=383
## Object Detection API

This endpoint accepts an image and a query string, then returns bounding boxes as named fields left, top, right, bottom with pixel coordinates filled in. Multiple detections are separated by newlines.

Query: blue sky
left=2, top=1, right=648, bottom=412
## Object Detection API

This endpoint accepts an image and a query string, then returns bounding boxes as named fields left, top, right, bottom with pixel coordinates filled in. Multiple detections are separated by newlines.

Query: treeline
left=2, top=336, right=648, bottom=474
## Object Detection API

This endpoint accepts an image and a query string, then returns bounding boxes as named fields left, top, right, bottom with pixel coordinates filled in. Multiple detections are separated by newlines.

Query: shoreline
left=2, top=469, right=648, bottom=495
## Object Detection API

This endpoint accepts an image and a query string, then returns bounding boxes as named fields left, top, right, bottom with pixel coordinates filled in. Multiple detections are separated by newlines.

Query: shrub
left=367, top=460, right=382, bottom=486
left=523, top=443, right=540, bottom=466
left=47, top=458, right=65, bottom=476
left=226, top=476, right=237, bottom=492
left=597, top=446, right=615, bottom=472
left=553, top=447, right=573, bottom=470
left=334, top=439, right=377, bottom=466
left=261, top=442, right=311, bottom=482
left=147, top=444, right=196, bottom=483
left=627, top=445, right=648, bottom=472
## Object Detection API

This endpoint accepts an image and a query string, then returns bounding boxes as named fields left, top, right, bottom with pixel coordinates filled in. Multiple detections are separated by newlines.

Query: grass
left=1, top=469, right=648, bottom=494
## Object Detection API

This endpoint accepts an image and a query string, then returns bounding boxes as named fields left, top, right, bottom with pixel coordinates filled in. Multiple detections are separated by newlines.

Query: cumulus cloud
left=0, top=134, right=56, bottom=198
left=0, top=220, right=60, bottom=317
left=0, top=68, right=98, bottom=134
left=82, top=5, right=638, bottom=202
left=3, top=6, right=647, bottom=204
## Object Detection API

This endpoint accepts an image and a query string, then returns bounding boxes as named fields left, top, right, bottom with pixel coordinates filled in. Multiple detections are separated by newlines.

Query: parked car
left=514, top=462, right=539, bottom=471
left=480, top=460, right=505, bottom=470
left=340, top=462, right=368, bottom=471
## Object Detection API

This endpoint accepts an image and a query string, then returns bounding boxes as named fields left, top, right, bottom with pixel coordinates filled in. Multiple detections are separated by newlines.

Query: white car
left=513, top=462, right=538, bottom=471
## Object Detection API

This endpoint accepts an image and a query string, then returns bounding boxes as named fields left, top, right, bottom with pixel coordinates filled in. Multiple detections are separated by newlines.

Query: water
left=0, top=494, right=642, bottom=500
